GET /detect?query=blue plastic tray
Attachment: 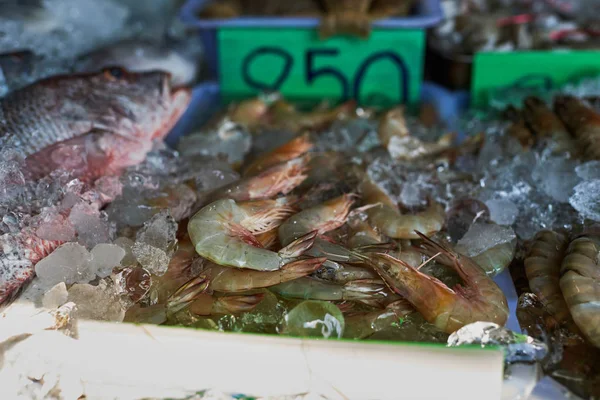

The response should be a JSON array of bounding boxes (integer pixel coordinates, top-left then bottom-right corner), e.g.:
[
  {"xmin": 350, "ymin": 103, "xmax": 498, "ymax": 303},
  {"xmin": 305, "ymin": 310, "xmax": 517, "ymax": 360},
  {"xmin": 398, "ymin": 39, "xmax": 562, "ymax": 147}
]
[
  {"xmin": 165, "ymin": 81, "xmax": 221, "ymax": 147},
  {"xmin": 180, "ymin": 0, "xmax": 443, "ymax": 77}
]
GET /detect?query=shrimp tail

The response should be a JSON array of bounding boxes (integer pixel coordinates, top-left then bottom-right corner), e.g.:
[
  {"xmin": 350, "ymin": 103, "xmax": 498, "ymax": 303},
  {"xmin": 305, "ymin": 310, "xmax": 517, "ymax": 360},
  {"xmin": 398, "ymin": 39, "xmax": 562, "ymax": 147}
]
[
  {"xmin": 278, "ymin": 230, "xmax": 318, "ymax": 258},
  {"xmin": 281, "ymin": 257, "xmax": 327, "ymax": 280},
  {"xmin": 167, "ymin": 275, "xmax": 210, "ymax": 315}
]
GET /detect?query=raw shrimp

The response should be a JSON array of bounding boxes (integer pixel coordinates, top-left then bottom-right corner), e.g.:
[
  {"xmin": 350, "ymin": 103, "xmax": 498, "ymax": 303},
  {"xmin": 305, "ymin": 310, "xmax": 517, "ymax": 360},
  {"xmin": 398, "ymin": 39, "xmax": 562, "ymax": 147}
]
[
  {"xmin": 199, "ymin": 257, "xmax": 326, "ymax": 293},
  {"xmin": 126, "ymin": 281, "xmax": 263, "ymax": 324},
  {"xmin": 208, "ymin": 156, "xmax": 309, "ymax": 203},
  {"xmin": 344, "ymin": 299, "xmax": 415, "ymax": 339},
  {"xmin": 504, "ymin": 105, "xmax": 534, "ymax": 148},
  {"xmin": 270, "ymin": 276, "xmax": 386, "ymax": 301},
  {"xmin": 278, "ymin": 194, "xmax": 381, "ymax": 263},
  {"xmin": 188, "ymin": 198, "xmax": 315, "ymax": 271},
  {"xmin": 560, "ymin": 232, "xmax": 600, "ymax": 348},
  {"xmin": 360, "ymin": 179, "xmax": 444, "ymax": 239},
  {"xmin": 268, "ymin": 98, "xmax": 355, "ymax": 131},
  {"xmin": 522, "ymin": 97, "xmax": 579, "ymax": 155},
  {"xmin": 378, "ymin": 106, "xmax": 409, "ymax": 147},
  {"xmin": 347, "ymin": 216, "xmax": 386, "ymax": 248},
  {"xmin": 365, "ymin": 232, "xmax": 509, "ymax": 333},
  {"xmin": 524, "ymin": 230, "xmax": 577, "ymax": 330},
  {"xmin": 386, "ymin": 133, "xmax": 456, "ymax": 162},
  {"xmin": 255, "ymin": 228, "xmax": 280, "ymax": 250},
  {"xmin": 228, "ymin": 96, "xmax": 273, "ymax": 128},
  {"xmin": 279, "ymin": 194, "xmax": 355, "ymax": 247},
  {"xmin": 554, "ymin": 96, "xmax": 600, "ymax": 160},
  {"xmin": 243, "ymin": 132, "xmax": 313, "ymax": 176}
]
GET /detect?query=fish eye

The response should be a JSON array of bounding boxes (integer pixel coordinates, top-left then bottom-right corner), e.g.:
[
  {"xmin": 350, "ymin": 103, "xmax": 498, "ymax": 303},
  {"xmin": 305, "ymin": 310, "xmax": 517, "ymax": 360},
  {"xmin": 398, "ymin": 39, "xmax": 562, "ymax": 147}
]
[{"xmin": 104, "ymin": 67, "xmax": 126, "ymax": 80}]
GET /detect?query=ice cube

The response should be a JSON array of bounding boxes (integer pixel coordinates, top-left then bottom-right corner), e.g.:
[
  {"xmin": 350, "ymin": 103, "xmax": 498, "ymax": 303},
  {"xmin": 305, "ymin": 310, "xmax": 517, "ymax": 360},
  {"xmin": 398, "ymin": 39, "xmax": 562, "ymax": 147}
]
[
  {"xmin": 35, "ymin": 209, "xmax": 76, "ymax": 242},
  {"xmin": 280, "ymin": 300, "xmax": 345, "ymax": 339},
  {"xmin": 69, "ymin": 202, "xmax": 110, "ymax": 248},
  {"xmin": 132, "ymin": 242, "xmax": 170, "ymax": 276},
  {"xmin": 20, "ymin": 277, "xmax": 55, "ymax": 306},
  {"xmin": 456, "ymin": 222, "xmax": 516, "ymax": 257},
  {"xmin": 113, "ymin": 266, "xmax": 151, "ymax": 304},
  {"xmin": 485, "ymin": 199, "xmax": 519, "ymax": 226},
  {"xmin": 445, "ymin": 199, "xmax": 490, "ymax": 242},
  {"xmin": 575, "ymin": 161, "xmax": 600, "ymax": 180},
  {"xmin": 178, "ymin": 120, "xmax": 252, "ymax": 166},
  {"xmin": 106, "ymin": 196, "xmax": 154, "ymax": 228},
  {"xmin": 34, "ymin": 243, "xmax": 93, "ymax": 286},
  {"xmin": 315, "ymin": 119, "xmax": 379, "ymax": 153},
  {"xmin": 534, "ymin": 157, "xmax": 580, "ymax": 203},
  {"xmin": 569, "ymin": 180, "xmax": 600, "ymax": 221},
  {"xmin": 68, "ymin": 280, "xmax": 126, "ymax": 322},
  {"xmin": 448, "ymin": 322, "xmax": 547, "ymax": 364},
  {"xmin": 90, "ymin": 243, "xmax": 126, "ymax": 278},
  {"xmin": 114, "ymin": 236, "xmax": 137, "ymax": 266},
  {"xmin": 190, "ymin": 158, "xmax": 240, "ymax": 195},
  {"xmin": 135, "ymin": 211, "xmax": 177, "ymax": 252},
  {"xmin": 93, "ymin": 175, "xmax": 123, "ymax": 203},
  {"xmin": 399, "ymin": 181, "xmax": 428, "ymax": 209},
  {"xmin": 42, "ymin": 282, "xmax": 68, "ymax": 309}
]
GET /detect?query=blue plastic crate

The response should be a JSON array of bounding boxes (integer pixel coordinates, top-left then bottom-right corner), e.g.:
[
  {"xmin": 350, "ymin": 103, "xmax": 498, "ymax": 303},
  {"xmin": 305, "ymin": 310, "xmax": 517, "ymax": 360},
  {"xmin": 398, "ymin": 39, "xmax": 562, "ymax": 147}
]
[{"xmin": 180, "ymin": 0, "xmax": 443, "ymax": 78}]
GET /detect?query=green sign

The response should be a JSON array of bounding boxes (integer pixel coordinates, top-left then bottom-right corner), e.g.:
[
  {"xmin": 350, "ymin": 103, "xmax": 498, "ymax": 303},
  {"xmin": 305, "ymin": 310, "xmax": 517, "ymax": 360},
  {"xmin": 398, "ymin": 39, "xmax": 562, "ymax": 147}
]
[
  {"xmin": 218, "ymin": 28, "xmax": 425, "ymax": 107},
  {"xmin": 472, "ymin": 51, "xmax": 600, "ymax": 107}
]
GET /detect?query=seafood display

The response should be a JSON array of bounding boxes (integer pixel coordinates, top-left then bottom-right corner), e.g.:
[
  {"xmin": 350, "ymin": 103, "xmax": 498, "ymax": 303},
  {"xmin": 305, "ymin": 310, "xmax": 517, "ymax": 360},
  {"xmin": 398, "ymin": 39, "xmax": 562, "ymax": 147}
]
[{"xmin": 3, "ymin": 1, "xmax": 600, "ymax": 398}]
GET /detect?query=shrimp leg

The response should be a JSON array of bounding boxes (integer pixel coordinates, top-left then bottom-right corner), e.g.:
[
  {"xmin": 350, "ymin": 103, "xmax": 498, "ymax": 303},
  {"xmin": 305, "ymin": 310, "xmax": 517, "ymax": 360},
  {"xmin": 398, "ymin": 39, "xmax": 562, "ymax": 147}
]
[{"xmin": 270, "ymin": 277, "xmax": 386, "ymax": 301}]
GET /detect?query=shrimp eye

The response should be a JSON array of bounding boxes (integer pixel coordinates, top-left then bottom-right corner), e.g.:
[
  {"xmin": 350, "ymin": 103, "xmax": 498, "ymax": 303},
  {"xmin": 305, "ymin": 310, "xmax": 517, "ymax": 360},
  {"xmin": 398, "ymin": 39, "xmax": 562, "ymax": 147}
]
[{"xmin": 104, "ymin": 67, "xmax": 126, "ymax": 80}]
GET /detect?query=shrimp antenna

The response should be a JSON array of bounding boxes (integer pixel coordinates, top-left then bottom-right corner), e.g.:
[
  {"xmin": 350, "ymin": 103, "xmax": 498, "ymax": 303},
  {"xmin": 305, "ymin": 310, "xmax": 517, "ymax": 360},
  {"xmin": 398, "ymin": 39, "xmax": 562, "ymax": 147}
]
[{"xmin": 416, "ymin": 252, "xmax": 442, "ymax": 271}]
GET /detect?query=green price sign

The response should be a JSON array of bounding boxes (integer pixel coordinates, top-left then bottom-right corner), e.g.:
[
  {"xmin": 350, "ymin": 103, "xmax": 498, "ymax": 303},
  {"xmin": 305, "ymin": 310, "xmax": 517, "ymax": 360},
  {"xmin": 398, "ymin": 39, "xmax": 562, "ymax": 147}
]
[
  {"xmin": 472, "ymin": 50, "xmax": 600, "ymax": 107},
  {"xmin": 218, "ymin": 28, "xmax": 425, "ymax": 107}
]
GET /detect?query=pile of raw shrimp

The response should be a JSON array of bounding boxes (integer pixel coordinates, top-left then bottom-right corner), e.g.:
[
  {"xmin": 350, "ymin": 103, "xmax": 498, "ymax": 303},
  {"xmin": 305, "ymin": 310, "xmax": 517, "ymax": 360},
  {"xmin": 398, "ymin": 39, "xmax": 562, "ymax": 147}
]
[{"xmin": 20, "ymin": 92, "xmax": 600, "ymax": 365}]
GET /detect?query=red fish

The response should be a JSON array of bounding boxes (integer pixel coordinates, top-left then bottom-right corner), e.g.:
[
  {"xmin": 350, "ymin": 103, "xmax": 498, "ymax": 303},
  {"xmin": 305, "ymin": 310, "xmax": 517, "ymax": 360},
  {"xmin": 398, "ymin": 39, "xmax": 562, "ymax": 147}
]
[{"xmin": 0, "ymin": 68, "xmax": 191, "ymax": 305}]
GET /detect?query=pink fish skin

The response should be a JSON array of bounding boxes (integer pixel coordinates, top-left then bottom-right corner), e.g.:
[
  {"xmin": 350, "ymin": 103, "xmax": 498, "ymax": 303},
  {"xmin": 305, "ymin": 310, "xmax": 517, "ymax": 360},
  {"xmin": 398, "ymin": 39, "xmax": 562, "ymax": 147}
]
[{"xmin": 0, "ymin": 67, "xmax": 191, "ymax": 180}]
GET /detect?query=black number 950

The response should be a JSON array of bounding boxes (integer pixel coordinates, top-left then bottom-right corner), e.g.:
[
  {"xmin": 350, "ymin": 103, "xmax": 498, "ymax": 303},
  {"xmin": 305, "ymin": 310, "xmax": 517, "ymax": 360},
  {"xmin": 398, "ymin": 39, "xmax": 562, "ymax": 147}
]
[{"xmin": 241, "ymin": 46, "xmax": 410, "ymax": 104}]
